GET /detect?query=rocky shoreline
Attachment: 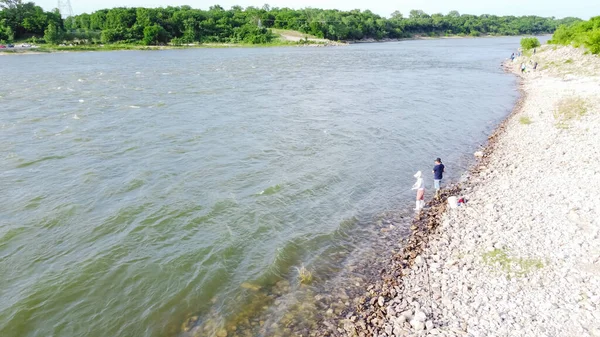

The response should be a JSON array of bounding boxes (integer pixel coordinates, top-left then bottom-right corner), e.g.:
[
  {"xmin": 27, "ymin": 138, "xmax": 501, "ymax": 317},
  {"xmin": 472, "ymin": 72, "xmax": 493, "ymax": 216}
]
[{"xmin": 320, "ymin": 45, "xmax": 600, "ymax": 337}]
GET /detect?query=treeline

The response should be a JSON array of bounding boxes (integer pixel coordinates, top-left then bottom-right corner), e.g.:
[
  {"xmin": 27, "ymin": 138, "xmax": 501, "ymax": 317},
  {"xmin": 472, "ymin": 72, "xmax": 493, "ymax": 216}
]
[
  {"xmin": 550, "ymin": 16, "xmax": 600, "ymax": 54},
  {"xmin": 1, "ymin": 0, "xmax": 582, "ymax": 45},
  {"xmin": 0, "ymin": 0, "xmax": 62, "ymax": 43}
]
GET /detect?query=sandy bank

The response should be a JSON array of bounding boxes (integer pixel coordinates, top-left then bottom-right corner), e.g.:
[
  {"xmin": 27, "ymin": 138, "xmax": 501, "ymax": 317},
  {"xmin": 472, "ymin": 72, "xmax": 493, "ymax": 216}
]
[
  {"xmin": 347, "ymin": 34, "xmax": 545, "ymax": 44},
  {"xmin": 330, "ymin": 45, "xmax": 600, "ymax": 336}
]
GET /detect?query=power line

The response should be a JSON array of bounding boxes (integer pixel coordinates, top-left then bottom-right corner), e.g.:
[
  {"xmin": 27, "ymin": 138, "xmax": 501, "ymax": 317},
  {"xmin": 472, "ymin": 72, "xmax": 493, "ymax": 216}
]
[{"xmin": 57, "ymin": 0, "xmax": 74, "ymax": 18}]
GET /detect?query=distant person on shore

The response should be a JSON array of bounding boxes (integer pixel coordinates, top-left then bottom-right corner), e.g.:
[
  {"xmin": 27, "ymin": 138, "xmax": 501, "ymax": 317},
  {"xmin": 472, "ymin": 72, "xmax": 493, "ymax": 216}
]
[
  {"xmin": 511, "ymin": 52, "xmax": 515, "ymax": 61},
  {"xmin": 533, "ymin": 62, "xmax": 538, "ymax": 70},
  {"xmin": 433, "ymin": 158, "xmax": 445, "ymax": 196},
  {"xmin": 412, "ymin": 171, "xmax": 425, "ymax": 211},
  {"xmin": 521, "ymin": 63, "xmax": 526, "ymax": 73},
  {"xmin": 534, "ymin": 48, "xmax": 536, "ymax": 55}
]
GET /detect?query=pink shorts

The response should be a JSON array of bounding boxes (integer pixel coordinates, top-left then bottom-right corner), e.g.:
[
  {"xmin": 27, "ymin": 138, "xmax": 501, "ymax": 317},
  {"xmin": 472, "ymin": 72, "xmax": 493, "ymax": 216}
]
[{"xmin": 416, "ymin": 189, "xmax": 425, "ymax": 200}]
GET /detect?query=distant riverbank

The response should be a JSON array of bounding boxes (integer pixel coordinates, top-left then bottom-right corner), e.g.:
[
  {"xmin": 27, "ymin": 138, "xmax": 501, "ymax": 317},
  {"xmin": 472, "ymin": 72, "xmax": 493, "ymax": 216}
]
[
  {"xmin": 0, "ymin": 41, "xmax": 348, "ymax": 55},
  {"xmin": 0, "ymin": 42, "xmax": 337, "ymax": 55},
  {"xmin": 348, "ymin": 33, "xmax": 544, "ymax": 44},
  {"xmin": 1, "ymin": 34, "xmax": 551, "ymax": 55}
]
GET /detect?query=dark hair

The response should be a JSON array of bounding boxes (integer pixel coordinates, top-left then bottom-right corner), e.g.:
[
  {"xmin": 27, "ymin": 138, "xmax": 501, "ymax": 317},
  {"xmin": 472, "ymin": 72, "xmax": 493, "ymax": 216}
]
[{"xmin": 435, "ymin": 158, "xmax": 442, "ymax": 163}]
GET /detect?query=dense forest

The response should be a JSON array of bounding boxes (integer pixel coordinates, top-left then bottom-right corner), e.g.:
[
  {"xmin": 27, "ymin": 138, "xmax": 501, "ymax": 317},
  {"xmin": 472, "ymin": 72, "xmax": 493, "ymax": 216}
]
[
  {"xmin": 0, "ymin": 0, "xmax": 582, "ymax": 45},
  {"xmin": 550, "ymin": 16, "xmax": 600, "ymax": 54}
]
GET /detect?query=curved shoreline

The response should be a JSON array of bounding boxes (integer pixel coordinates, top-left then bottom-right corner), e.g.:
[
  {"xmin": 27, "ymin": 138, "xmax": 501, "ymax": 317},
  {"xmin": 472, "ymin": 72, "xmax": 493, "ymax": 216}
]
[
  {"xmin": 321, "ymin": 45, "xmax": 600, "ymax": 337},
  {"xmin": 326, "ymin": 78, "xmax": 527, "ymax": 336},
  {"xmin": 311, "ymin": 67, "xmax": 526, "ymax": 337}
]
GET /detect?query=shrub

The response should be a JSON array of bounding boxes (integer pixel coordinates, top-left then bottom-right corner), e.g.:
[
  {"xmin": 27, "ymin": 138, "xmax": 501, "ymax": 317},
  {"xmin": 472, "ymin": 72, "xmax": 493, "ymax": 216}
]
[
  {"xmin": 142, "ymin": 25, "xmax": 169, "ymax": 45},
  {"xmin": 554, "ymin": 97, "xmax": 588, "ymax": 128},
  {"xmin": 549, "ymin": 25, "xmax": 573, "ymax": 45},
  {"xmin": 585, "ymin": 30, "xmax": 600, "ymax": 54},
  {"xmin": 44, "ymin": 23, "xmax": 64, "ymax": 44},
  {"xmin": 549, "ymin": 16, "xmax": 600, "ymax": 54},
  {"xmin": 101, "ymin": 29, "xmax": 125, "ymax": 43},
  {"xmin": 170, "ymin": 37, "xmax": 184, "ymax": 46},
  {"xmin": 521, "ymin": 37, "xmax": 541, "ymax": 50},
  {"xmin": 519, "ymin": 116, "xmax": 532, "ymax": 125}
]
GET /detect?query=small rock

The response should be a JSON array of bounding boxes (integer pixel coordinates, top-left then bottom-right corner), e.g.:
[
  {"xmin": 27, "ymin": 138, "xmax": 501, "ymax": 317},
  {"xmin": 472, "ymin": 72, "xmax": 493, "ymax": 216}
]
[
  {"xmin": 444, "ymin": 259, "xmax": 457, "ymax": 267},
  {"xmin": 394, "ymin": 315, "xmax": 407, "ymax": 324},
  {"xmin": 414, "ymin": 311, "xmax": 427, "ymax": 322},
  {"xmin": 216, "ymin": 329, "xmax": 228, "ymax": 337},
  {"xmin": 400, "ymin": 310, "xmax": 413, "ymax": 320},
  {"xmin": 410, "ymin": 319, "xmax": 425, "ymax": 331},
  {"xmin": 426, "ymin": 320, "xmax": 434, "ymax": 330},
  {"xmin": 474, "ymin": 151, "xmax": 484, "ymax": 157},
  {"xmin": 343, "ymin": 321, "xmax": 356, "ymax": 333},
  {"xmin": 384, "ymin": 324, "xmax": 393, "ymax": 335},
  {"xmin": 378, "ymin": 296, "xmax": 385, "ymax": 307},
  {"xmin": 415, "ymin": 256, "xmax": 424, "ymax": 266},
  {"xmin": 240, "ymin": 283, "xmax": 261, "ymax": 291}
]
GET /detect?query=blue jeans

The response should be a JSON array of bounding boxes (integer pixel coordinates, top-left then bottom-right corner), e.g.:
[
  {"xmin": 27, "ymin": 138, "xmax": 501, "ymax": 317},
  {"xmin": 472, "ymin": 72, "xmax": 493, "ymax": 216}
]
[{"xmin": 434, "ymin": 179, "xmax": 442, "ymax": 190}]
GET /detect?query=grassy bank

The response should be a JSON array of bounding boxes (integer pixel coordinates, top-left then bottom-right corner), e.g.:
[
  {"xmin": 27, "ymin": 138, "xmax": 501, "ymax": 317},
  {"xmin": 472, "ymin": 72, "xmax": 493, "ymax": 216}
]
[
  {"xmin": 0, "ymin": 33, "xmax": 548, "ymax": 55},
  {"xmin": 1, "ymin": 40, "xmax": 336, "ymax": 54}
]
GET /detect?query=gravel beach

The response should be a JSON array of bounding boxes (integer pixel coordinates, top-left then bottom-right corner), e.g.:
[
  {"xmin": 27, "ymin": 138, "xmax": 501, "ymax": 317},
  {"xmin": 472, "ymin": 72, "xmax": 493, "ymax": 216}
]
[{"xmin": 333, "ymin": 45, "xmax": 600, "ymax": 337}]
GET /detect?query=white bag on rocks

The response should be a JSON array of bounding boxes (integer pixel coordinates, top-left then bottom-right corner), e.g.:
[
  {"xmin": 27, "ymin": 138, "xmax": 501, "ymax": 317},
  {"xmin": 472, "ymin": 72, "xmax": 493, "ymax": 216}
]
[{"xmin": 448, "ymin": 196, "xmax": 458, "ymax": 209}]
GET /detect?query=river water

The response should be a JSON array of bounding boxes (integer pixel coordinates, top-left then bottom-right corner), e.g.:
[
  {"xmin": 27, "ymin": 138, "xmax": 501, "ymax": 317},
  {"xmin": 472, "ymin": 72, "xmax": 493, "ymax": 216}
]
[{"xmin": 1, "ymin": 37, "xmax": 521, "ymax": 337}]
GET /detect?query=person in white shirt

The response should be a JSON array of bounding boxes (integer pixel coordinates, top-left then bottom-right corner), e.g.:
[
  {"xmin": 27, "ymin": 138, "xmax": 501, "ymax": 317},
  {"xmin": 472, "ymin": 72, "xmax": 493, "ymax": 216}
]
[{"xmin": 412, "ymin": 171, "xmax": 425, "ymax": 211}]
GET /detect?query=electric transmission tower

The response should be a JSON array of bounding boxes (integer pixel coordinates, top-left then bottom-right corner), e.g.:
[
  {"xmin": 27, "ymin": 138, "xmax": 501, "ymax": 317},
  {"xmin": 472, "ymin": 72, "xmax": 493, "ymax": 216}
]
[{"xmin": 57, "ymin": 0, "xmax": 73, "ymax": 18}]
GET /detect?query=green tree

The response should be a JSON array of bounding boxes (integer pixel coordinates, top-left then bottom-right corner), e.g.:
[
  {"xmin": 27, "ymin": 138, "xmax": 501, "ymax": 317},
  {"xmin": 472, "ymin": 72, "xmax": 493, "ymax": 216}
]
[
  {"xmin": 549, "ymin": 16, "xmax": 600, "ymax": 54},
  {"xmin": 1, "ymin": 2, "xmax": 583, "ymax": 46},
  {"xmin": 5, "ymin": 24, "xmax": 13, "ymax": 41},
  {"xmin": 44, "ymin": 21, "xmax": 63, "ymax": 44},
  {"xmin": 0, "ymin": 18, "xmax": 13, "ymax": 41},
  {"xmin": 0, "ymin": 0, "xmax": 22, "ymax": 9},
  {"xmin": 100, "ymin": 28, "xmax": 123, "ymax": 43},
  {"xmin": 21, "ymin": 5, "xmax": 51, "ymax": 35},
  {"xmin": 586, "ymin": 30, "xmax": 600, "ymax": 54},
  {"xmin": 390, "ymin": 10, "xmax": 403, "ymax": 19},
  {"xmin": 448, "ymin": 10, "xmax": 460, "ymax": 18},
  {"xmin": 142, "ymin": 24, "xmax": 168, "ymax": 45},
  {"xmin": 520, "ymin": 37, "xmax": 540, "ymax": 50}
]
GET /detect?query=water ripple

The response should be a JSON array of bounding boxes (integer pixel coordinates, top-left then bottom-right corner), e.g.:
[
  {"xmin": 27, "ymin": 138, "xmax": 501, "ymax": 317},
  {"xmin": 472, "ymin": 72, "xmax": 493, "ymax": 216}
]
[{"xmin": 0, "ymin": 38, "xmax": 521, "ymax": 337}]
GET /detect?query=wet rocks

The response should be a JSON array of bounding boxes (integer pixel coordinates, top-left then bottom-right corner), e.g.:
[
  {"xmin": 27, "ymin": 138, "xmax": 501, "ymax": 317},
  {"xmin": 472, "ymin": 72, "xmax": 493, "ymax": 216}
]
[{"xmin": 414, "ymin": 255, "xmax": 423, "ymax": 267}]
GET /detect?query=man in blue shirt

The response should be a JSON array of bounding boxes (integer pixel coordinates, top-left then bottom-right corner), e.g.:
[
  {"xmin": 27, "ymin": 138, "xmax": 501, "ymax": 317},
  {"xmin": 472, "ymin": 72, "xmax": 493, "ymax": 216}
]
[{"xmin": 433, "ymin": 158, "xmax": 445, "ymax": 195}]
